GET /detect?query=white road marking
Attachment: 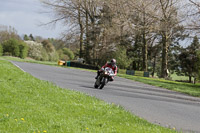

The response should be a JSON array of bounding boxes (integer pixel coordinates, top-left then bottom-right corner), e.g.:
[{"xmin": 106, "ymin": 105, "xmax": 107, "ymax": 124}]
[{"xmin": 12, "ymin": 62, "xmax": 26, "ymax": 72}]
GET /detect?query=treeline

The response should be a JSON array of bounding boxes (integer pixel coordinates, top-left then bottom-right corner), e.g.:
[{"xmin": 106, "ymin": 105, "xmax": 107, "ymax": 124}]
[
  {"xmin": 0, "ymin": 25, "xmax": 75, "ymax": 62},
  {"xmin": 40, "ymin": 0, "xmax": 200, "ymax": 82}
]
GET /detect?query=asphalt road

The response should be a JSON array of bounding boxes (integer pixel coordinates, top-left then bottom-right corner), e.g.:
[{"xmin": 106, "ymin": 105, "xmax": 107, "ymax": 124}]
[{"xmin": 12, "ymin": 61, "xmax": 200, "ymax": 133}]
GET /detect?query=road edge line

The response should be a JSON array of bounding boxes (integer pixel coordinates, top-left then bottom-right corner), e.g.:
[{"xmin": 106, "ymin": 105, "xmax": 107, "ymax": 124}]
[{"xmin": 11, "ymin": 62, "xmax": 26, "ymax": 73}]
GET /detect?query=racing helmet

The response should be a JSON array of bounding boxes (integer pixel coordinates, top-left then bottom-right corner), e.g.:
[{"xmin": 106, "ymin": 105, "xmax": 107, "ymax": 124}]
[{"xmin": 110, "ymin": 59, "xmax": 116, "ymax": 66}]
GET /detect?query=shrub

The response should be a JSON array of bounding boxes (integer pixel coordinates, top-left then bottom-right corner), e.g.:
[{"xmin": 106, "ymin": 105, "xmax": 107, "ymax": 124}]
[
  {"xmin": 57, "ymin": 48, "xmax": 75, "ymax": 61},
  {"xmin": 62, "ymin": 48, "xmax": 74, "ymax": 60},
  {"xmin": 19, "ymin": 41, "xmax": 29, "ymax": 59},
  {"xmin": 25, "ymin": 40, "xmax": 59, "ymax": 61},
  {"xmin": 41, "ymin": 48, "xmax": 49, "ymax": 61},
  {"xmin": 48, "ymin": 51, "xmax": 59, "ymax": 61},
  {"xmin": 2, "ymin": 39, "xmax": 20, "ymax": 57},
  {"xmin": 42, "ymin": 40, "xmax": 59, "ymax": 61},
  {"xmin": 57, "ymin": 49, "xmax": 69, "ymax": 61},
  {"xmin": 1, "ymin": 39, "xmax": 29, "ymax": 58},
  {"xmin": 42, "ymin": 40, "xmax": 54, "ymax": 52},
  {"xmin": 25, "ymin": 41, "xmax": 44, "ymax": 60}
]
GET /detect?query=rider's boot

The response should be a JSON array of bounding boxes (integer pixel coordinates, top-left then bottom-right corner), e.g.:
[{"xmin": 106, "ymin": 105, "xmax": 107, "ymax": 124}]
[
  {"xmin": 109, "ymin": 76, "xmax": 114, "ymax": 81},
  {"xmin": 95, "ymin": 71, "xmax": 100, "ymax": 79}
]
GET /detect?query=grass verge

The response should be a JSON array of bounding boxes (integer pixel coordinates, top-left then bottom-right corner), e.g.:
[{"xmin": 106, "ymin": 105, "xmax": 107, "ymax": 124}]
[
  {"xmin": 0, "ymin": 56, "xmax": 57, "ymax": 66},
  {"xmin": 117, "ymin": 74, "xmax": 200, "ymax": 97},
  {"xmin": 0, "ymin": 59, "xmax": 177, "ymax": 133}
]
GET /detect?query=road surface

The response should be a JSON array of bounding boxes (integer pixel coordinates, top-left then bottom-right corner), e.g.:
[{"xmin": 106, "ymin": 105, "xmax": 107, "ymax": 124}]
[{"xmin": 12, "ymin": 61, "xmax": 200, "ymax": 133}]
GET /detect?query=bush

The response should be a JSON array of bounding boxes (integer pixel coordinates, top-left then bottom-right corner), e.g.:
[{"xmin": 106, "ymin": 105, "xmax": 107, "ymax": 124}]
[
  {"xmin": 41, "ymin": 48, "xmax": 49, "ymax": 61},
  {"xmin": 1, "ymin": 39, "xmax": 29, "ymax": 58},
  {"xmin": 19, "ymin": 41, "xmax": 29, "ymax": 59},
  {"xmin": 42, "ymin": 40, "xmax": 54, "ymax": 52},
  {"xmin": 25, "ymin": 40, "xmax": 59, "ymax": 61},
  {"xmin": 25, "ymin": 41, "xmax": 45, "ymax": 60},
  {"xmin": 57, "ymin": 49, "xmax": 69, "ymax": 61},
  {"xmin": 63, "ymin": 48, "xmax": 74, "ymax": 60},
  {"xmin": 0, "ymin": 44, "xmax": 2, "ymax": 56},
  {"xmin": 57, "ymin": 48, "xmax": 74, "ymax": 61},
  {"xmin": 2, "ymin": 39, "xmax": 20, "ymax": 57},
  {"xmin": 48, "ymin": 51, "xmax": 59, "ymax": 61}
]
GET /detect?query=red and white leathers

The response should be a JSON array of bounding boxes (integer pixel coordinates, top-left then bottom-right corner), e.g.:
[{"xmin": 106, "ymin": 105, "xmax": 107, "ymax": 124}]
[
  {"xmin": 101, "ymin": 63, "xmax": 117, "ymax": 76},
  {"xmin": 96, "ymin": 62, "xmax": 118, "ymax": 81}
]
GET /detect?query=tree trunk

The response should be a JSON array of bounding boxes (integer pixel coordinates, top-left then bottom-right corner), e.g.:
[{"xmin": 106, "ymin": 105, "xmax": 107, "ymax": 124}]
[
  {"xmin": 142, "ymin": 32, "xmax": 148, "ymax": 72},
  {"xmin": 91, "ymin": 7, "xmax": 97, "ymax": 65},
  {"xmin": 189, "ymin": 76, "xmax": 192, "ymax": 83},
  {"xmin": 85, "ymin": 9, "xmax": 90, "ymax": 64},
  {"xmin": 152, "ymin": 55, "xmax": 156, "ymax": 77},
  {"xmin": 92, "ymin": 21, "xmax": 96, "ymax": 65},
  {"xmin": 193, "ymin": 77, "xmax": 196, "ymax": 84},
  {"xmin": 78, "ymin": 5, "xmax": 83, "ymax": 58},
  {"xmin": 161, "ymin": 34, "xmax": 169, "ymax": 78},
  {"xmin": 138, "ymin": 53, "xmax": 142, "ymax": 70},
  {"xmin": 142, "ymin": 9, "xmax": 148, "ymax": 72},
  {"xmin": 79, "ymin": 24, "xmax": 83, "ymax": 58}
]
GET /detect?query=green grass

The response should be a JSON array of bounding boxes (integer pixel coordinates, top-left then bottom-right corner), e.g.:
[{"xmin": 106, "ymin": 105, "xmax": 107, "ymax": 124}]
[
  {"xmin": 116, "ymin": 68, "xmax": 200, "ymax": 97},
  {"xmin": 170, "ymin": 73, "xmax": 190, "ymax": 81},
  {"xmin": 118, "ymin": 74, "xmax": 200, "ymax": 97},
  {"xmin": 1, "ymin": 56, "xmax": 58, "ymax": 66},
  {"xmin": 0, "ymin": 59, "xmax": 177, "ymax": 133}
]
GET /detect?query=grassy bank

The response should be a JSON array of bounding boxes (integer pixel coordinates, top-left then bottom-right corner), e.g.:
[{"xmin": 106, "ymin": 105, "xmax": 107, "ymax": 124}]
[
  {"xmin": 0, "ymin": 56, "xmax": 58, "ymax": 66},
  {"xmin": 0, "ymin": 59, "xmax": 177, "ymax": 133},
  {"xmin": 118, "ymin": 74, "xmax": 200, "ymax": 97}
]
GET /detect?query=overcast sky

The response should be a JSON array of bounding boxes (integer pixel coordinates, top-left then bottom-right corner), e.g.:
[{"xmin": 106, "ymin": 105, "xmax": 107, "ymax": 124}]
[{"xmin": 0, "ymin": 0, "xmax": 64, "ymax": 39}]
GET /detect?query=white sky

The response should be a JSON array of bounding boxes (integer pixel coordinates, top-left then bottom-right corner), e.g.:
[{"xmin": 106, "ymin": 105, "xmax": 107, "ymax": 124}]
[{"xmin": 0, "ymin": 0, "xmax": 65, "ymax": 39}]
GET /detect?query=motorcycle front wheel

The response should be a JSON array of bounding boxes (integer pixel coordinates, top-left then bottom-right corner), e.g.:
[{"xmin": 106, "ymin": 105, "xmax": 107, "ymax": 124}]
[
  {"xmin": 94, "ymin": 84, "xmax": 99, "ymax": 88},
  {"xmin": 99, "ymin": 77, "xmax": 107, "ymax": 89}
]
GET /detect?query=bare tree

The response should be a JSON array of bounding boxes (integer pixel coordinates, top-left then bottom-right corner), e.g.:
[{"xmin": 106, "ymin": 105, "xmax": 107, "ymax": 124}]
[
  {"xmin": 40, "ymin": 0, "xmax": 85, "ymax": 58},
  {"xmin": 0, "ymin": 25, "xmax": 21, "ymax": 43},
  {"xmin": 118, "ymin": 0, "xmax": 157, "ymax": 71},
  {"xmin": 153, "ymin": 0, "xmax": 183, "ymax": 78},
  {"xmin": 187, "ymin": 0, "xmax": 200, "ymax": 34}
]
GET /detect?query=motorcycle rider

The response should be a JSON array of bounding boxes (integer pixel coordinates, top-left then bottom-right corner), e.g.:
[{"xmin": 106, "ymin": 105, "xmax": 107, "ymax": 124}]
[{"xmin": 95, "ymin": 59, "xmax": 118, "ymax": 81}]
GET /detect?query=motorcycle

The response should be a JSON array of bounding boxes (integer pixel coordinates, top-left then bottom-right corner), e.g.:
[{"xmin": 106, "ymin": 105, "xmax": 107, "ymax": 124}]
[{"xmin": 94, "ymin": 67, "xmax": 114, "ymax": 89}]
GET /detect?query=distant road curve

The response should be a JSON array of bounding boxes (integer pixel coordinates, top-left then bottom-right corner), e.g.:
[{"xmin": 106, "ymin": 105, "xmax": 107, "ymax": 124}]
[{"xmin": 12, "ymin": 61, "xmax": 200, "ymax": 133}]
